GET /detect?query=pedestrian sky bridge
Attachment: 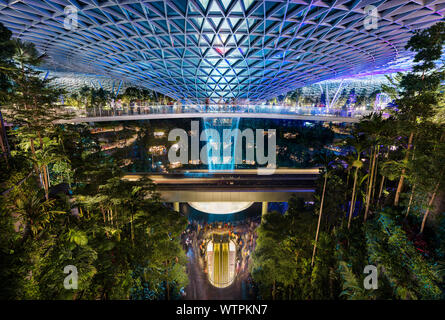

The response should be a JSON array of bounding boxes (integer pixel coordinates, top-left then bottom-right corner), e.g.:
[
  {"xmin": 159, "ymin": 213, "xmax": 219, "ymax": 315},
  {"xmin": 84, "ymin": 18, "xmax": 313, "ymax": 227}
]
[
  {"xmin": 61, "ymin": 105, "xmax": 372, "ymax": 123},
  {"xmin": 123, "ymin": 169, "xmax": 319, "ymax": 203}
]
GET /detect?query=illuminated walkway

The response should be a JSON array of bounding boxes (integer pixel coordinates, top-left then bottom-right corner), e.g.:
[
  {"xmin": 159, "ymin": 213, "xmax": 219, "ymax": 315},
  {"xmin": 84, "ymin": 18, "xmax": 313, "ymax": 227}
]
[{"xmin": 61, "ymin": 105, "xmax": 371, "ymax": 123}]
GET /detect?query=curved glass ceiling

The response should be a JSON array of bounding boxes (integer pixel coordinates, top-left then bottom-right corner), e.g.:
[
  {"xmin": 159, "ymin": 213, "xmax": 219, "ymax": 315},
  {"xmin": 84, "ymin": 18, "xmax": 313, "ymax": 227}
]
[{"xmin": 0, "ymin": 0, "xmax": 443, "ymax": 101}]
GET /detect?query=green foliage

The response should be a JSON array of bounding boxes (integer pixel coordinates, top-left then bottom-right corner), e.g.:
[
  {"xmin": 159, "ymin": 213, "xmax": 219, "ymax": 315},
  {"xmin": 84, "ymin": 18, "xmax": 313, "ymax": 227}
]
[
  {"xmin": 338, "ymin": 261, "xmax": 376, "ymax": 300},
  {"xmin": 0, "ymin": 120, "xmax": 188, "ymax": 300},
  {"xmin": 365, "ymin": 208, "xmax": 442, "ymax": 299},
  {"xmin": 251, "ymin": 196, "xmax": 340, "ymax": 300},
  {"xmin": 0, "ymin": 22, "xmax": 15, "ymax": 103}
]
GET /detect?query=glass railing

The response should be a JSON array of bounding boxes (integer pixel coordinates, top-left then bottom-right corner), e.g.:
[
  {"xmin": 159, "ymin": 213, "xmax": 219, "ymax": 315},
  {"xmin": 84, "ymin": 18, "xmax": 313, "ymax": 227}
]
[{"xmin": 64, "ymin": 104, "xmax": 373, "ymax": 119}]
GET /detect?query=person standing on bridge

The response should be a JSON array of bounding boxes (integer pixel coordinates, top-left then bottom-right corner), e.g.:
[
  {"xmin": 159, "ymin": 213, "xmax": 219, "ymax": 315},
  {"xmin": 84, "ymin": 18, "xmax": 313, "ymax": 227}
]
[{"xmin": 205, "ymin": 97, "xmax": 210, "ymax": 112}]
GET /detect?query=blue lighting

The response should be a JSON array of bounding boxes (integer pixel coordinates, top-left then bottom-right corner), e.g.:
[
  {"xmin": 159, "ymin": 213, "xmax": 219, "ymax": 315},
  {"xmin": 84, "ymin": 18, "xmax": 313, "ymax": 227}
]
[{"xmin": 202, "ymin": 117, "xmax": 241, "ymax": 172}]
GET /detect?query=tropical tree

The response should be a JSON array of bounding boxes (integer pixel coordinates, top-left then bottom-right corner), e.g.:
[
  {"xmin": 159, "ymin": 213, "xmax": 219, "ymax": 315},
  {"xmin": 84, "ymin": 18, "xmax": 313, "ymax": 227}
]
[
  {"xmin": 0, "ymin": 22, "xmax": 15, "ymax": 165},
  {"xmin": 2, "ymin": 39, "xmax": 71, "ymax": 197},
  {"xmin": 7, "ymin": 187, "xmax": 64, "ymax": 241},
  {"xmin": 311, "ymin": 150, "xmax": 337, "ymax": 266},
  {"xmin": 91, "ymin": 88, "xmax": 111, "ymax": 110},
  {"xmin": 357, "ymin": 112, "xmax": 387, "ymax": 221},
  {"xmin": 343, "ymin": 134, "xmax": 367, "ymax": 229},
  {"xmin": 392, "ymin": 22, "xmax": 445, "ymax": 206}
]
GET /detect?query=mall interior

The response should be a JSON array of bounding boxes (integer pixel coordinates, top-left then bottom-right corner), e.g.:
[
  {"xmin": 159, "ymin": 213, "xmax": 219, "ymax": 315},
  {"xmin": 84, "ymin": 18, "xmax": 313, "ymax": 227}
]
[{"xmin": 0, "ymin": 0, "xmax": 444, "ymax": 301}]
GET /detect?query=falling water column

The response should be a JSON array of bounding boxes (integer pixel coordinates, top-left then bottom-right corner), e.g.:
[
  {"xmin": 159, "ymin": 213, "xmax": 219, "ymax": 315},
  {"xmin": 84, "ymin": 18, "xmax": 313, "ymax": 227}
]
[{"xmin": 202, "ymin": 117, "xmax": 241, "ymax": 172}]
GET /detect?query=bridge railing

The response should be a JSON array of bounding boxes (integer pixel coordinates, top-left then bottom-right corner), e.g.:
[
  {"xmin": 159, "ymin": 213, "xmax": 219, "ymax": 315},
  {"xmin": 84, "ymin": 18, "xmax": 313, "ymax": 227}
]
[{"xmin": 64, "ymin": 104, "xmax": 373, "ymax": 119}]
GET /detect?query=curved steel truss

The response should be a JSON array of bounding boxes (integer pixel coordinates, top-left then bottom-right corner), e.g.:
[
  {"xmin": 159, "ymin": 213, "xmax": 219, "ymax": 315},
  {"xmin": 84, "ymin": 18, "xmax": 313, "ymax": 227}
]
[{"xmin": 0, "ymin": 0, "xmax": 443, "ymax": 101}]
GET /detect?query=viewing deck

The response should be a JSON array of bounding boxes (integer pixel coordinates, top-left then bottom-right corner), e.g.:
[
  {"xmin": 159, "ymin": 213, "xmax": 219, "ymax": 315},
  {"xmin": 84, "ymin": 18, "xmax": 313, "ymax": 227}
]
[{"xmin": 60, "ymin": 105, "xmax": 372, "ymax": 123}]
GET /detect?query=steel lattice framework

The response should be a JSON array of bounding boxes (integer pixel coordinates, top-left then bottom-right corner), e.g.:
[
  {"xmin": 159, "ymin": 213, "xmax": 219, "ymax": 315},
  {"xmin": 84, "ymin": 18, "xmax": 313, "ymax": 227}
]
[{"xmin": 0, "ymin": 0, "xmax": 444, "ymax": 101}]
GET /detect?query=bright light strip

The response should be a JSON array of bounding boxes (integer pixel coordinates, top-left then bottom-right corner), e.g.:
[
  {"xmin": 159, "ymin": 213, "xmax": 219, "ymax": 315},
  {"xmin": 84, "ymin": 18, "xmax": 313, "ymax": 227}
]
[{"xmin": 188, "ymin": 202, "xmax": 253, "ymax": 214}]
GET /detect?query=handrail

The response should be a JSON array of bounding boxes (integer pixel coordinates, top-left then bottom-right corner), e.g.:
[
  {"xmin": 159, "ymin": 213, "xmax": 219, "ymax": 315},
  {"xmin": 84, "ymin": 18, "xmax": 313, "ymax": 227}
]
[{"xmin": 63, "ymin": 104, "xmax": 372, "ymax": 119}]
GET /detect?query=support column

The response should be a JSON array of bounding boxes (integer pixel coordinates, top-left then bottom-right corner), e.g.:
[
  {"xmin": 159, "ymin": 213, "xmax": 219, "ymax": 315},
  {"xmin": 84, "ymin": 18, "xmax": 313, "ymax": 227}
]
[
  {"xmin": 262, "ymin": 202, "xmax": 268, "ymax": 217},
  {"xmin": 173, "ymin": 202, "xmax": 180, "ymax": 212}
]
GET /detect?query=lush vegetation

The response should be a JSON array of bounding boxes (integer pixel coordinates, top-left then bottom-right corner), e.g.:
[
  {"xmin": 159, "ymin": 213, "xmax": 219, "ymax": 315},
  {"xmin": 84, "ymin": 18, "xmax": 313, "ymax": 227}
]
[
  {"xmin": 66, "ymin": 85, "xmax": 173, "ymax": 110},
  {"xmin": 0, "ymin": 23, "xmax": 188, "ymax": 300},
  {"xmin": 250, "ymin": 22, "xmax": 445, "ymax": 300}
]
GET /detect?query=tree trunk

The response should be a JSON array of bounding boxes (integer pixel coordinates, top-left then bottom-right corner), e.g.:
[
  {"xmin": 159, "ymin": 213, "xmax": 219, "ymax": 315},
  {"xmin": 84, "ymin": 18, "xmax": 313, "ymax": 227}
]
[
  {"xmin": 405, "ymin": 184, "xmax": 416, "ymax": 218},
  {"xmin": 0, "ymin": 106, "xmax": 11, "ymax": 164},
  {"xmin": 377, "ymin": 150, "xmax": 389, "ymax": 201},
  {"xmin": 394, "ymin": 131, "xmax": 414, "ymax": 206},
  {"xmin": 378, "ymin": 175, "xmax": 385, "ymax": 200},
  {"xmin": 0, "ymin": 113, "xmax": 9, "ymax": 166},
  {"xmin": 371, "ymin": 145, "xmax": 380, "ymax": 203},
  {"xmin": 100, "ymin": 206, "xmax": 106, "ymax": 223},
  {"xmin": 364, "ymin": 147, "xmax": 374, "ymax": 199},
  {"xmin": 42, "ymin": 164, "xmax": 49, "ymax": 200},
  {"xmin": 364, "ymin": 146, "xmax": 377, "ymax": 222},
  {"xmin": 312, "ymin": 172, "xmax": 327, "ymax": 266},
  {"xmin": 100, "ymin": 206, "xmax": 109, "ymax": 237},
  {"xmin": 37, "ymin": 131, "xmax": 50, "ymax": 200},
  {"xmin": 420, "ymin": 181, "xmax": 440, "ymax": 234},
  {"xmin": 348, "ymin": 168, "xmax": 358, "ymax": 229},
  {"xmin": 29, "ymin": 138, "xmax": 42, "ymax": 186},
  {"xmin": 131, "ymin": 211, "xmax": 135, "ymax": 246}
]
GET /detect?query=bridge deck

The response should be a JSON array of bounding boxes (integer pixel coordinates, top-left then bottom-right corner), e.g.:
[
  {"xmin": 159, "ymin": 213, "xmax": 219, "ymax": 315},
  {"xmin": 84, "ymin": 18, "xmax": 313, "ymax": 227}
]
[
  {"xmin": 58, "ymin": 105, "xmax": 370, "ymax": 123},
  {"xmin": 123, "ymin": 169, "xmax": 318, "ymax": 202}
]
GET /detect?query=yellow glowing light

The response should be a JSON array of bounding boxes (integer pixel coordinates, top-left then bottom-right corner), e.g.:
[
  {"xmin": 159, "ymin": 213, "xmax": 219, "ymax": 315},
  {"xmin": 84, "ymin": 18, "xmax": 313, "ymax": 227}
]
[{"xmin": 188, "ymin": 202, "xmax": 253, "ymax": 214}]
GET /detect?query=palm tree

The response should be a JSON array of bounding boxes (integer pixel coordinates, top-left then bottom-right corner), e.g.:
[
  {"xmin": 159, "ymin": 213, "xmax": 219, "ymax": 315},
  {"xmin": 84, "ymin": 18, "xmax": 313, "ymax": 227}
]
[
  {"xmin": 345, "ymin": 134, "xmax": 367, "ymax": 229},
  {"xmin": 404, "ymin": 145, "xmax": 418, "ymax": 218},
  {"xmin": 392, "ymin": 23, "xmax": 445, "ymax": 206},
  {"xmin": 9, "ymin": 188, "xmax": 64, "ymax": 241},
  {"xmin": 17, "ymin": 135, "xmax": 66, "ymax": 200},
  {"xmin": 311, "ymin": 150, "xmax": 336, "ymax": 267},
  {"xmin": 12, "ymin": 39, "xmax": 45, "ymax": 68},
  {"xmin": 394, "ymin": 129, "xmax": 414, "ymax": 207},
  {"xmin": 358, "ymin": 112, "xmax": 385, "ymax": 221},
  {"xmin": 418, "ymin": 129, "xmax": 445, "ymax": 233},
  {"xmin": 6, "ymin": 39, "xmax": 67, "ymax": 198}
]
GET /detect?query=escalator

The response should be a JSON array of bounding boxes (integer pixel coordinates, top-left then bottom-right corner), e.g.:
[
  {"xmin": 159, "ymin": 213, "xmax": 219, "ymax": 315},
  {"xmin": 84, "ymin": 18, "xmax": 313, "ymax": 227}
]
[{"xmin": 207, "ymin": 232, "xmax": 235, "ymax": 288}]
